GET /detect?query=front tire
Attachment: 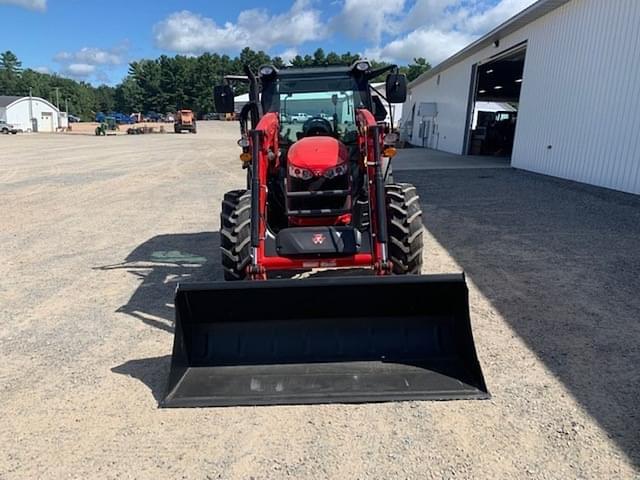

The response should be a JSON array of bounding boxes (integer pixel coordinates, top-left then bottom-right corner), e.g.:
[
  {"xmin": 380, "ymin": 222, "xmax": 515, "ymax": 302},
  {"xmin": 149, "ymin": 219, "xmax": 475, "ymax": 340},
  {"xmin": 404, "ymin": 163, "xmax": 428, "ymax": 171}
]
[
  {"xmin": 385, "ymin": 183, "xmax": 423, "ymax": 274},
  {"xmin": 220, "ymin": 190, "xmax": 252, "ymax": 280}
]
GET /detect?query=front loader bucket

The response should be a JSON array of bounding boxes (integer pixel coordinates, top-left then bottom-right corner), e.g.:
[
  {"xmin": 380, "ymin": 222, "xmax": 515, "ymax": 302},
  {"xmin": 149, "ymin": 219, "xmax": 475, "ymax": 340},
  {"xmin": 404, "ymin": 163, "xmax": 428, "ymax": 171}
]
[{"xmin": 162, "ymin": 274, "xmax": 488, "ymax": 407}]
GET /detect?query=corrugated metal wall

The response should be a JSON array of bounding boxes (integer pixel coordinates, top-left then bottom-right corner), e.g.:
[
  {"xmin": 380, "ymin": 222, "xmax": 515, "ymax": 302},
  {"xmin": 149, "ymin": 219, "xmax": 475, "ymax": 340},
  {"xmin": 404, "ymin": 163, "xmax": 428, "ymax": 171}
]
[
  {"xmin": 405, "ymin": 20, "xmax": 531, "ymax": 154},
  {"xmin": 405, "ymin": 0, "xmax": 640, "ymax": 194},
  {"xmin": 406, "ymin": 61, "xmax": 475, "ymax": 154},
  {"xmin": 513, "ymin": 0, "xmax": 640, "ymax": 194}
]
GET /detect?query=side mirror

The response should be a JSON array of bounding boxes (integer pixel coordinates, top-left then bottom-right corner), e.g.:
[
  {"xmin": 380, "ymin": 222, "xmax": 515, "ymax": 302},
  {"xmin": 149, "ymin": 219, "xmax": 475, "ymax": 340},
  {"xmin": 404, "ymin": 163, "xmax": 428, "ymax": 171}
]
[
  {"xmin": 385, "ymin": 73, "xmax": 407, "ymax": 103},
  {"xmin": 214, "ymin": 85, "xmax": 235, "ymax": 114}
]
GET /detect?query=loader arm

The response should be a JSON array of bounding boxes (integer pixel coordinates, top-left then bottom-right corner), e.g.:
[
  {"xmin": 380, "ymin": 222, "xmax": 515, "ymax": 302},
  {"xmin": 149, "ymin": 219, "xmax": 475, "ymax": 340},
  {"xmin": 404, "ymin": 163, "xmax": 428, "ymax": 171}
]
[
  {"xmin": 247, "ymin": 112, "xmax": 280, "ymax": 280},
  {"xmin": 356, "ymin": 108, "xmax": 391, "ymax": 274}
]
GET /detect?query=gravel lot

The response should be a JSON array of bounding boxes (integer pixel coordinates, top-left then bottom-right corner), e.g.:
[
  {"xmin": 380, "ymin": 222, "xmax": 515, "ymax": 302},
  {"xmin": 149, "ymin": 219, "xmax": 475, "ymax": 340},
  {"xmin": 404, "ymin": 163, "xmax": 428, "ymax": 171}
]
[{"xmin": 1, "ymin": 122, "xmax": 639, "ymax": 479}]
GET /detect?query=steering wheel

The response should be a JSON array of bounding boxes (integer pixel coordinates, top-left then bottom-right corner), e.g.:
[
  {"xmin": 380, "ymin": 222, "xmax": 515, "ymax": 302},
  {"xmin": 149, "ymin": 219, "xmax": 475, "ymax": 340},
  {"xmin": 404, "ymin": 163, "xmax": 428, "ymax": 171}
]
[{"xmin": 302, "ymin": 116, "xmax": 334, "ymax": 137}]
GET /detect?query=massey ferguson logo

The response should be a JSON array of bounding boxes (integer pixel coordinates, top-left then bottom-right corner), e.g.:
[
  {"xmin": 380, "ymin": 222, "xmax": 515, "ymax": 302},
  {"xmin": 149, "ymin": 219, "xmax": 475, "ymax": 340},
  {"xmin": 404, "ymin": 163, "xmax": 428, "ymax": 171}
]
[{"xmin": 312, "ymin": 233, "xmax": 326, "ymax": 245}]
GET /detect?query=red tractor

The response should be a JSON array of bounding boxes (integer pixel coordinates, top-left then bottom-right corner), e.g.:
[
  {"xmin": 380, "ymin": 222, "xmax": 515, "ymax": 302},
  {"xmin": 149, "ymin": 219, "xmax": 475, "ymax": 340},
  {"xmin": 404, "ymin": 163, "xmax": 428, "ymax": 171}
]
[
  {"xmin": 218, "ymin": 62, "xmax": 421, "ymax": 280},
  {"xmin": 163, "ymin": 61, "xmax": 488, "ymax": 408}
]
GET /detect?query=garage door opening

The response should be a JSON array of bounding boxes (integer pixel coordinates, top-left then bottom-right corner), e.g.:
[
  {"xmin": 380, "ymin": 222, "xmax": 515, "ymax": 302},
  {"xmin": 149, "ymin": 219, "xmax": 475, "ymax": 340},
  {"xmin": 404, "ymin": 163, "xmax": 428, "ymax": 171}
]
[{"xmin": 466, "ymin": 45, "xmax": 526, "ymax": 159}]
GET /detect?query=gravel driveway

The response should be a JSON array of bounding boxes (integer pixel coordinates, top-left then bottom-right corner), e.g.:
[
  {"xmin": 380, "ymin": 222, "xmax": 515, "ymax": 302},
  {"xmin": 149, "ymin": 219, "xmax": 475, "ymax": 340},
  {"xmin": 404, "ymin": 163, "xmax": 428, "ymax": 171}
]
[{"xmin": 1, "ymin": 122, "xmax": 638, "ymax": 479}]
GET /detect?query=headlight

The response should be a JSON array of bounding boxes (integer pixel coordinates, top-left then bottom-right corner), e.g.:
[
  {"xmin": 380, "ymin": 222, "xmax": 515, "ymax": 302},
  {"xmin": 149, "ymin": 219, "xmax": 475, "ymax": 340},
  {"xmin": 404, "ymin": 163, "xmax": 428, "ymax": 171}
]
[
  {"xmin": 259, "ymin": 65, "xmax": 276, "ymax": 77},
  {"xmin": 324, "ymin": 163, "xmax": 348, "ymax": 179},
  {"xmin": 354, "ymin": 60, "xmax": 370, "ymax": 72},
  {"xmin": 288, "ymin": 165, "xmax": 313, "ymax": 180}
]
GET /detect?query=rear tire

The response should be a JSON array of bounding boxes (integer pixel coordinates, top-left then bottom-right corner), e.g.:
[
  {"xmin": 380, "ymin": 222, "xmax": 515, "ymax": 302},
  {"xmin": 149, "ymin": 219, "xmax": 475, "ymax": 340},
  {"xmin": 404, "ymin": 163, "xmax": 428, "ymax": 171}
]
[
  {"xmin": 220, "ymin": 190, "xmax": 252, "ymax": 281},
  {"xmin": 385, "ymin": 183, "xmax": 423, "ymax": 274}
]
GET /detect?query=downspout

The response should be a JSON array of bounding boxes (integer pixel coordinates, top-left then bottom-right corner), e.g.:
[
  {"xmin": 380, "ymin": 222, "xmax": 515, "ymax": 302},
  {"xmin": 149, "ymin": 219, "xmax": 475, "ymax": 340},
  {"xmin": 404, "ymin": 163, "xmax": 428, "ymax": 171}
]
[{"xmin": 29, "ymin": 88, "xmax": 34, "ymax": 132}]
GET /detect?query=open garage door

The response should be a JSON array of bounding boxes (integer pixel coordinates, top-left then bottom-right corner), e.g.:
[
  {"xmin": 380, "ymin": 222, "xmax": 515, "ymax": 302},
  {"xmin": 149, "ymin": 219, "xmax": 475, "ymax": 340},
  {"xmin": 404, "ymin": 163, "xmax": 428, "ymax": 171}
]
[{"xmin": 466, "ymin": 44, "xmax": 526, "ymax": 159}]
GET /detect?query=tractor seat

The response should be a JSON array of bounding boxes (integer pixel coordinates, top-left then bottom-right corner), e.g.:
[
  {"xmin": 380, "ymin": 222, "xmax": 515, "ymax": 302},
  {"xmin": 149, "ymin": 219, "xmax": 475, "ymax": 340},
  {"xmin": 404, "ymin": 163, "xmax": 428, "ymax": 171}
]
[{"xmin": 298, "ymin": 117, "xmax": 334, "ymax": 139}]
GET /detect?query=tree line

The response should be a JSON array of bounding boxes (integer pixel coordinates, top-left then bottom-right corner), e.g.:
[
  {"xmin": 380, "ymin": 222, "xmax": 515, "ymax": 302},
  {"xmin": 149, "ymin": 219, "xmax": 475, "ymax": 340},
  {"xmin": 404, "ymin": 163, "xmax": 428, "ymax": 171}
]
[{"xmin": 0, "ymin": 48, "xmax": 431, "ymax": 120}]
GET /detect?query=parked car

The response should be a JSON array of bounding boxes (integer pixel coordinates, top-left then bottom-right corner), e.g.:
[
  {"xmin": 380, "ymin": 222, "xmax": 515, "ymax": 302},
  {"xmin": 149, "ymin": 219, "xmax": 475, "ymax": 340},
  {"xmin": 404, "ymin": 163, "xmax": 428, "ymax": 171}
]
[
  {"xmin": 290, "ymin": 112, "xmax": 311, "ymax": 123},
  {"xmin": 111, "ymin": 112, "xmax": 134, "ymax": 125},
  {"xmin": 0, "ymin": 120, "xmax": 19, "ymax": 134},
  {"xmin": 144, "ymin": 111, "xmax": 163, "ymax": 122},
  {"xmin": 68, "ymin": 114, "xmax": 81, "ymax": 123}
]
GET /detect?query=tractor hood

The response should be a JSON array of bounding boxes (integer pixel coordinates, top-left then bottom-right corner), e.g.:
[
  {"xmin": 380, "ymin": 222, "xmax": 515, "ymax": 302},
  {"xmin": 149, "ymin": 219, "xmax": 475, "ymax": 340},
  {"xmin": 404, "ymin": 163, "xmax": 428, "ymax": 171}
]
[{"xmin": 287, "ymin": 136, "xmax": 348, "ymax": 174}]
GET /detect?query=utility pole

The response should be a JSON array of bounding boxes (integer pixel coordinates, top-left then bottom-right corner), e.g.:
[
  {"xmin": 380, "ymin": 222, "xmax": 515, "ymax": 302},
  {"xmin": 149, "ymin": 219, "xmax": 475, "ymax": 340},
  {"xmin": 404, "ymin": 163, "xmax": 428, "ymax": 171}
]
[
  {"xmin": 54, "ymin": 87, "xmax": 61, "ymax": 131},
  {"xmin": 29, "ymin": 87, "xmax": 34, "ymax": 132}
]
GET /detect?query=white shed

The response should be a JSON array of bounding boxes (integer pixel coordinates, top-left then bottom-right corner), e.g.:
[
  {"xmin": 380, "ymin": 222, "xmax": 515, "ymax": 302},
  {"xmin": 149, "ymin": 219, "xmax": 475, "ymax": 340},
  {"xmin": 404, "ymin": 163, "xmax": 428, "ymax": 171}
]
[
  {"xmin": 402, "ymin": 0, "xmax": 640, "ymax": 195},
  {"xmin": 0, "ymin": 95, "xmax": 66, "ymax": 133}
]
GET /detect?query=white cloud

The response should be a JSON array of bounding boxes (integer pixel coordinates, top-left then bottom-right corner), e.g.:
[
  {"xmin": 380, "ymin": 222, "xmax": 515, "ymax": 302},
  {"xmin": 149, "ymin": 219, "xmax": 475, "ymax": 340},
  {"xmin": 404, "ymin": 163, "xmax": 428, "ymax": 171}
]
[
  {"xmin": 150, "ymin": 0, "xmax": 537, "ymax": 70},
  {"xmin": 54, "ymin": 47, "xmax": 123, "ymax": 66},
  {"xmin": 275, "ymin": 48, "xmax": 299, "ymax": 64},
  {"xmin": 33, "ymin": 66, "xmax": 50, "ymax": 74},
  {"xmin": 366, "ymin": 0, "xmax": 537, "ymax": 64},
  {"xmin": 463, "ymin": 0, "xmax": 537, "ymax": 34},
  {"xmin": 53, "ymin": 44, "xmax": 127, "ymax": 81},
  {"xmin": 154, "ymin": 1, "xmax": 326, "ymax": 54},
  {"xmin": 367, "ymin": 27, "xmax": 476, "ymax": 64},
  {"xmin": 61, "ymin": 63, "xmax": 96, "ymax": 78},
  {"xmin": 332, "ymin": 0, "xmax": 406, "ymax": 43},
  {"xmin": 0, "ymin": 0, "xmax": 46, "ymax": 11}
]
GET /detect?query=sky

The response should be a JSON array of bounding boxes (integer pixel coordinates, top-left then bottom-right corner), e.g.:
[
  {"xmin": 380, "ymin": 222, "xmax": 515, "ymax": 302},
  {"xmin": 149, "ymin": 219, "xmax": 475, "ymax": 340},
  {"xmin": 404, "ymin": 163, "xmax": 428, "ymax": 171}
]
[{"xmin": 0, "ymin": 0, "xmax": 537, "ymax": 85}]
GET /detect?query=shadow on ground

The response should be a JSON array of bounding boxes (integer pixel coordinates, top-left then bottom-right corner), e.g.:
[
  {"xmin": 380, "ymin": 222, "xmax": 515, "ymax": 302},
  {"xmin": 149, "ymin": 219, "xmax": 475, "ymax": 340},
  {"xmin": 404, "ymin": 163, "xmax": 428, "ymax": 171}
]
[
  {"xmin": 111, "ymin": 355, "xmax": 171, "ymax": 403},
  {"xmin": 107, "ymin": 174, "xmax": 640, "ymax": 466},
  {"xmin": 97, "ymin": 231, "xmax": 222, "ymax": 333},
  {"xmin": 103, "ymin": 232, "xmax": 221, "ymax": 403},
  {"xmin": 395, "ymin": 167, "xmax": 640, "ymax": 466}
]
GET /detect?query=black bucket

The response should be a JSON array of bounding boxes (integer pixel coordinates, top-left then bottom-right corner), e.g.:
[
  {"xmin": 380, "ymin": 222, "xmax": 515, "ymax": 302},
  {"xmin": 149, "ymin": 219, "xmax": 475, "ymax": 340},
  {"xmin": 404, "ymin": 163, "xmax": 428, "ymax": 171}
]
[{"xmin": 161, "ymin": 274, "xmax": 489, "ymax": 407}]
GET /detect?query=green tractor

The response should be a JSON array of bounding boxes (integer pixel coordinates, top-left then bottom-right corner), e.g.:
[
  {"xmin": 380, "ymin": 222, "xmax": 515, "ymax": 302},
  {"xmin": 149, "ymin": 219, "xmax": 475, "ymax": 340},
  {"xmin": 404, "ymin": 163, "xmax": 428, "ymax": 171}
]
[{"xmin": 95, "ymin": 116, "xmax": 119, "ymax": 136}]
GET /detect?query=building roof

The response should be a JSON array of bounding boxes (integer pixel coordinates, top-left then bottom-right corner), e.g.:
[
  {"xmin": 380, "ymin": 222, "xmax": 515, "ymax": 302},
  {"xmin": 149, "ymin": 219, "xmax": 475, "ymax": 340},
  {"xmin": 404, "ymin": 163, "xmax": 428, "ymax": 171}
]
[
  {"xmin": 0, "ymin": 95, "xmax": 59, "ymax": 111},
  {"xmin": 0, "ymin": 96, "xmax": 22, "ymax": 108},
  {"xmin": 409, "ymin": 0, "xmax": 572, "ymax": 88}
]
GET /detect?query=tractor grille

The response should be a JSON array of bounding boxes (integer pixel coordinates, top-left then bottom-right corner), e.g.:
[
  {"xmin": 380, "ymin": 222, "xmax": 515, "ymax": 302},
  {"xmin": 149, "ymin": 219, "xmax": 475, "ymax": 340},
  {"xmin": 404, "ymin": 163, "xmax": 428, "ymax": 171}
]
[{"xmin": 286, "ymin": 175, "xmax": 350, "ymax": 217}]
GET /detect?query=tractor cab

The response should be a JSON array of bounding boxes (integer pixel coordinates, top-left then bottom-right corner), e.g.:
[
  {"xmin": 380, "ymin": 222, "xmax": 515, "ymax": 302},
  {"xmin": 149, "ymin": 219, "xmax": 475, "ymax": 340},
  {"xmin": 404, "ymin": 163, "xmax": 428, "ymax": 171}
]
[{"xmin": 215, "ymin": 61, "xmax": 406, "ymax": 234}]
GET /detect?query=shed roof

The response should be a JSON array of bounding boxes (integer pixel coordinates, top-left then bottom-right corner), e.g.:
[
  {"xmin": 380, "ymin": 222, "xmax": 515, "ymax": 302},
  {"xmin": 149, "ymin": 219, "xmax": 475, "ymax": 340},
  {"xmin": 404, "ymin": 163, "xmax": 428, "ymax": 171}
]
[
  {"xmin": 0, "ymin": 96, "xmax": 22, "ymax": 108},
  {"xmin": 0, "ymin": 95, "xmax": 59, "ymax": 111},
  {"xmin": 409, "ymin": 0, "xmax": 572, "ymax": 88}
]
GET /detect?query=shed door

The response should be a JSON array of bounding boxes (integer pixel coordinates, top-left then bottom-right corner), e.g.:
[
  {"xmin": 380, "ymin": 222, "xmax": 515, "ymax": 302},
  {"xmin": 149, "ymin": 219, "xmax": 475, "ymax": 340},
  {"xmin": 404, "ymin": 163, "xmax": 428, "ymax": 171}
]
[{"xmin": 40, "ymin": 112, "xmax": 53, "ymax": 132}]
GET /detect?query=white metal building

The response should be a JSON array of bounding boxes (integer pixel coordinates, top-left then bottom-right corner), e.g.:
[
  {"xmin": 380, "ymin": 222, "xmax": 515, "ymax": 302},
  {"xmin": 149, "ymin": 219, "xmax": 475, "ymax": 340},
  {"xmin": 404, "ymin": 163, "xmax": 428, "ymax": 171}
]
[
  {"xmin": 0, "ymin": 95, "xmax": 67, "ymax": 132},
  {"xmin": 402, "ymin": 0, "xmax": 640, "ymax": 195}
]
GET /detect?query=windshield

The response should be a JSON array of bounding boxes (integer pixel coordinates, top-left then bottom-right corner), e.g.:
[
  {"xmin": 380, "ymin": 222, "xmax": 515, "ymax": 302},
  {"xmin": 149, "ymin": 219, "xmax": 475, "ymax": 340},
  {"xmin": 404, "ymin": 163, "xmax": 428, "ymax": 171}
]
[{"xmin": 275, "ymin": 77, "xmax": 363, "ymax": 144}]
